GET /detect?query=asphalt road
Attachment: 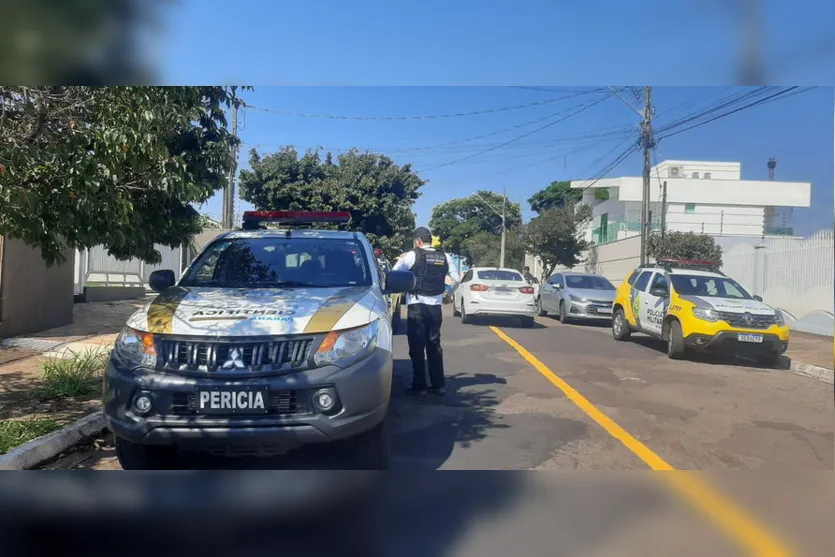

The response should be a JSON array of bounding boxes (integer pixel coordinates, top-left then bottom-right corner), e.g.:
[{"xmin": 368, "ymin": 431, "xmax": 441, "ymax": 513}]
[{"xmin": 43, "ymin": 305, "xmax": 834, "ymax": 556}]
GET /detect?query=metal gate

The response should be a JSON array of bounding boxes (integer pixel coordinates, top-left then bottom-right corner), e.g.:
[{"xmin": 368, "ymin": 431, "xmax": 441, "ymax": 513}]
[{"xmin": 74, "ymin": 244, "xmax": 185, "ymax": 294}]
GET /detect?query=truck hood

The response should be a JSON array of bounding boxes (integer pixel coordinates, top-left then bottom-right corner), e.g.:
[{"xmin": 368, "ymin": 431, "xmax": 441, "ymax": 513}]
[
  {"xmin": 126, "ymin": 286, "xmax": 380, "ymax": 337},
  {"xmin": 678, "ymin": 295, "xmax": 776, "ymax": 315}
]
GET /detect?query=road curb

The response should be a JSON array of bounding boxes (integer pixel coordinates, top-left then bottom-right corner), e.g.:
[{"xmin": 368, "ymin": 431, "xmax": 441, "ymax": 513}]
[
  {"xmin": 0, "ymin": 412, "xmax": 105, "ymax": 470},
  {"xmin": 788, "ymin": 359, "xmax": 834, "ymax": 384}
]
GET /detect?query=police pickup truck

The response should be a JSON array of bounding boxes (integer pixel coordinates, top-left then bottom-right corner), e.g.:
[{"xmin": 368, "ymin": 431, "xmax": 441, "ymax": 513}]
[{"xmin": 103, "ymin": 211, "xmax": 415, "ymax": 469}]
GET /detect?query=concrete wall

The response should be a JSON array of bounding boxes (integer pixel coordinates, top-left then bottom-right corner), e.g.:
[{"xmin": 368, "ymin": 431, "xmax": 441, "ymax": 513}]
[
  {"xmin": 581, "ymin": 235, "xmax": 641, "ymax": 285},
  {"xmin": 0, "ymin": 238, "xmax": 74, "ymax": 338}
]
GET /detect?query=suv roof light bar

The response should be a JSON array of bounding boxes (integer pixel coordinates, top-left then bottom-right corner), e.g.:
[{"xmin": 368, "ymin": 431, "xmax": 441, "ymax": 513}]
[
  {"xmin": 636, "ymin": 258, "xmax": 724, "ymax": 275},
  {"xmin": 241, "ymin": 211, "xmax": 352, "ymax": 230}
]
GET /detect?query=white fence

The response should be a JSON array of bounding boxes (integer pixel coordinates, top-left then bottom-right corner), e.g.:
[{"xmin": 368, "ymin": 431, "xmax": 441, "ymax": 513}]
[
  {"xmin": 720, "ymin": 230, "xmax": 834, "ymax": 320},
  {"xmin": 74, "ymin": 244, "xmax": 186, "ymax": 295}
]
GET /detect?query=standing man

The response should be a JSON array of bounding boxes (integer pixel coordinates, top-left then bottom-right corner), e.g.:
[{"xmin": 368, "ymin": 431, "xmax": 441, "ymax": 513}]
[
  {"xmin": 393, "ymin": 227, "xmax": 461, "ymax": 396},
  {"xmin": 522, "ymin": 266, "xmax": 536, "ymax": 285}
]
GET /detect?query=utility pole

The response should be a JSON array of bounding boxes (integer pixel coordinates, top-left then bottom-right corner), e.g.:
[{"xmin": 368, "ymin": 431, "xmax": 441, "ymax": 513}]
[
  {"xmin": 499, "ymin": 186, "xmax": 507, "ymax": 268},
  {"xmin": 474, "ymin": 190, "xmax": 507, "ymax": 268},
  {"xmin": 223, "ymin": 103, "xmax": 240, "ymax": 229},
  {"xmin": 660, "ymin": 180, "xmax": 668, "ymax": 239},
  {"xmin": 639, "ymin": 86, "xmax": 655, "ymax": 265}
]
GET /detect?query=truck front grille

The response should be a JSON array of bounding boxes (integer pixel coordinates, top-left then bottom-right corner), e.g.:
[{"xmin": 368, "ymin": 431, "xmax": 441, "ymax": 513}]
[{"xmin": 156, "ymin": 338, "xmax": 315, "ymax": 372}]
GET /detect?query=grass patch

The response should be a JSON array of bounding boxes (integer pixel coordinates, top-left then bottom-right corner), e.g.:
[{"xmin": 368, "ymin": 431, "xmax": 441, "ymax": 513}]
[
  {"xmin": 39, "ymin": 347, "xmax": 110, "ymax": 401},
  {"xmin": 0, "ymin": 417, "xmax": 60, "ymax": 454}
]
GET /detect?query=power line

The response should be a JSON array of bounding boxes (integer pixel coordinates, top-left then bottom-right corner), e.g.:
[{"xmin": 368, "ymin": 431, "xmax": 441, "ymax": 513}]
[
  {"xmin": 417, "ymin": 93, "xmax": 615, "ymax": 173},
  {"xmin": 657, "ymin": 86, "xmax": 802, "ymax": 140},
  {"xmin": 655, "ymin": 86, "xmax": 777, "ymax": 135},
  {"xmin": 244, "ymin": 89, "xmax": 607, "ymax": 121}
]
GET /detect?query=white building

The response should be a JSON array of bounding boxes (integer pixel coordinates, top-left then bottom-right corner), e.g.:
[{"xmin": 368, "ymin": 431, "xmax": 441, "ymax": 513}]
[{"xmin": 570, "ymin": 160, "xmax": 811, "ymax": 245}]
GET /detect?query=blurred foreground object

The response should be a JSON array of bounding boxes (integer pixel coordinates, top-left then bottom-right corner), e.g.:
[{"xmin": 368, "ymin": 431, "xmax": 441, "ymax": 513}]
[{"xmin": 0, "ymin": 0, "xmax": 168, "ymax": 84}]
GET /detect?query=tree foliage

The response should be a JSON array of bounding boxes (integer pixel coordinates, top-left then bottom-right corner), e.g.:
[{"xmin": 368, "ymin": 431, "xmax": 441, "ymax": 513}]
[
  {"xmin": 238, "ymin": 147, "xmax": 423, "ymax": 258},
  {"xmin": 462, "ymin": 228, "xmax": 526, "ymax": 270},
  {"xmin": 528, "ymin": 181, "xmax": 582, "ymax": 214},
  {"xmin": 429, "ymin": 191, "xmax": 523, "ymax": 260},
  {"xmin": 0, "ymin": 86, "xmax": 245, "ymax": 265},
  {"xmin": 525, "ymin": 204, "xmax": 592, "ymax": 279},
  {"xmin": 647, "ymin": 231, "xmax": 723, "ymax": 265}
]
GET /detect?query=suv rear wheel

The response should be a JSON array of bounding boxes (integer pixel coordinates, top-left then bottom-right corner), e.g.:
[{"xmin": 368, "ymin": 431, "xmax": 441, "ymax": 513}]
[{"xmin": 612, "ymin": 308, "xmax": 631, "ymax": 341}]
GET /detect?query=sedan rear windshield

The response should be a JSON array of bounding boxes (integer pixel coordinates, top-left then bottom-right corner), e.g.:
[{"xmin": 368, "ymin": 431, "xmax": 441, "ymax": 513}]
[
  {"xmin": 565, "ymin": 275, "xmax": 615, "ymax": 290},
  {"xmin": 477, "ymin": 270, "xmax": 524, "ymax": 282},
  {"xmin": 181, "ymin": 237, "xmax": 372, "ymax": 288}
]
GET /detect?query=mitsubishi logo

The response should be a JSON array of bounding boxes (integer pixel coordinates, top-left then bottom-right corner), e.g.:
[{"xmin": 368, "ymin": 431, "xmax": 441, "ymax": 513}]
[
  {"xmin": 742, "ymin": 313, "xmax": 753, "ymax": 325},
  {"xmin": 221, "ymin": 348, "xmax": 246, "ymax": 370}
]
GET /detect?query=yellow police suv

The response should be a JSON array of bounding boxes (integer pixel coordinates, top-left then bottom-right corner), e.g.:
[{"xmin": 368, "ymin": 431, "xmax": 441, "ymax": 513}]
[
  {"xmin": 611, "ymin": 259, "xmax": 789, "ymax": 365},
  {"xmin": 103, "ymin": 211, "xmax": 415, "ymax": 469}
]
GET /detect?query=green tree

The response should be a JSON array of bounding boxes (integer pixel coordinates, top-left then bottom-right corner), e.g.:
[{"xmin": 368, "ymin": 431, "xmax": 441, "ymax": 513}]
[
  {"xmin": 528, "ymin": 181, "xmax": 582, "ymax": 213},
  {"xmin": 462, "ymin": 227, "xmax": 526, "ymax": 269},
  {"xmin": 0, "ymin": 86, "xmax": 245, "ymax": 265},
  {"xmin": 238, "ymin": 147, "xmax": 423, "ymax": 258},
  {"xmin": 525, "ymin": 204, "xmax": 593, "ymax": 280},
  {"xmin": 647, "ymin": 231, "xmax": 723, "ymax": 265},
  {"xmin": 429, "ymin": 191, "xmax": 523, "ymax": 260},
  {"xmin": 528, "ymin": 181, "xmax": 609, "ymax": 214}
]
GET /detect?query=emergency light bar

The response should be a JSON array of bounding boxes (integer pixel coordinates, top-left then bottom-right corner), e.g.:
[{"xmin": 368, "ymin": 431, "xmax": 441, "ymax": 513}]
[
  {"xmin": 241, "ymin": 211, "xmax": 352, "ymax": 227},
  {"xmin": 656, "ymin": 258, "xmax": 720, "ymax": 267}
]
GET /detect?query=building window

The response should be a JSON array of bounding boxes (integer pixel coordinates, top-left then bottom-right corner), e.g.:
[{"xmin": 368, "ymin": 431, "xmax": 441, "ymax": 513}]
[
  {"xmin": 692, "ymin": 172, "xmax": 700, "ymax": 179},
  {"xmin": 685, "ymin": 203, "xmax": 696, "ymax": 214},
  {"xmin": 703, "ymin": 172, "xmax": 711, "ymax": 179}
]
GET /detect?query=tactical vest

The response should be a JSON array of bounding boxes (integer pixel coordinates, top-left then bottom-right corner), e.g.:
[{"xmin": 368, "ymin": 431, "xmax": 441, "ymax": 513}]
[{"xmin": 412, "ymin": 248, "xmax": 448, "ymax": 296}]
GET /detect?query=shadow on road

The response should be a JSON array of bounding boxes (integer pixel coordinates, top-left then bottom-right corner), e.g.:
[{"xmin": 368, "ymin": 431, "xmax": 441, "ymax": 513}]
[
  {"xmin": 460, "ymin": 315, "xmax": 547, "ymax": 329},
  {"xmin": 628, "ymin": 335, "xmax": 792, "ymax": 372}
]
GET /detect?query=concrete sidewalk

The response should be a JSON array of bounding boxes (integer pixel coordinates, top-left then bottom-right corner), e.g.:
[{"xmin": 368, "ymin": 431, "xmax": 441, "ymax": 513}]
[{"xmin": 784, "ymin": 331, "xmax": 833, "ymax": 371}]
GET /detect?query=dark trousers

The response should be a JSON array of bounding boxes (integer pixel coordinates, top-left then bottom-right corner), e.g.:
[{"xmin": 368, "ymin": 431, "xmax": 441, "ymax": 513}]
[{"xmin": 406, "ymin": 303, "xmax": 445, "ymax": 389}]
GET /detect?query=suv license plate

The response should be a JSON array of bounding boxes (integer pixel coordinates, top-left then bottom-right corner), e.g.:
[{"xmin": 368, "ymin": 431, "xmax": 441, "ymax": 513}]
[
  {"xmin": 737, "ymin": 333, "xmax": 763, "ymax": 343},
  {"xmin": 196, "ymin": 387, "xmax": 269, "ymax": 414}
]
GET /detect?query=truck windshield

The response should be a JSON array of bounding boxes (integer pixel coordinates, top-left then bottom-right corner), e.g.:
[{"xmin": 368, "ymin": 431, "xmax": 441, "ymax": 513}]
[
  {"xmin": 670, "ymin": 275, "xmax": 752, "ymax": 300},
  {"xmin": 181, "ymin": 237, "xmax": 373, "ymax": 288}
]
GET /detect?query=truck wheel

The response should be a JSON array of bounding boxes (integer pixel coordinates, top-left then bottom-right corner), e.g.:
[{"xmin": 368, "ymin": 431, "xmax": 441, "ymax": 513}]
[
  {"xmin": 350, "ymin": 421, "xmax": 390, "ymax": 470},
  {"xmin": 666, "ymin": 320, "xmax": 686, "ymax": 360},
  {"xmin": 115, "ymin": 437, "xmax": 178, "ymax": 470},
  {"xmin": 612, "ymin": 308, "xmax": 631, "ymax": 341}
]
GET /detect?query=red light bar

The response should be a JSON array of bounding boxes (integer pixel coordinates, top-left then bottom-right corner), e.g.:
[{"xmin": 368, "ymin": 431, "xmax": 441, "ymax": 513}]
[
  {"xmin": 242, "ymin": 211, "xmax": 351, "ymax": 225},
  {"xmin": 656, "ymin": 258, "xmax": 720, "ymax": 266}
]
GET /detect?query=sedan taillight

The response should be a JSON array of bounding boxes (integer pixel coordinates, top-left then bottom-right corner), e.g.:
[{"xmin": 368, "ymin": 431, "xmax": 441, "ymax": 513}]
[
  {"xmin": 470, "ymin": 284, "xmax": 489, "ymax": 292},
  {"xmin": 519, "ymin": 286, "xmax": 534, "ymax": 294}
]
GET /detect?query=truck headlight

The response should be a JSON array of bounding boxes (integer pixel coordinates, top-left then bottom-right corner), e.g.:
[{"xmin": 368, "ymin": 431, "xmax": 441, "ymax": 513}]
[
  {"xmin": 114, "ymin": 327, "xmax": 157, "ymax": 367},
  {"xmin": 314, "ymin": 320, "xmax": 381, "ymax": 368},
  {"xmin": 692, "ymin": 307, "xmax": 719, "ymax": 322}
]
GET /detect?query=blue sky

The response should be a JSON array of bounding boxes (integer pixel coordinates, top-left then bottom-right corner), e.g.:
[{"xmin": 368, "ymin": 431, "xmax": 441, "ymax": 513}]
[
  {"xmin": 195, "ymin": 86, "xmax": 832, "ymax": 237},
  {"xmin": 150, "ymin": 1, "xmax": 834, "ymax": 236}
]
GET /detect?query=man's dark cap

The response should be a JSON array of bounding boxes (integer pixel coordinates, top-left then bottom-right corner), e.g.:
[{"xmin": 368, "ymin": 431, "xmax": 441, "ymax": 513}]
[{"xmin": 413, "ymin": 227, "xmax": 432, "ymax": 242}]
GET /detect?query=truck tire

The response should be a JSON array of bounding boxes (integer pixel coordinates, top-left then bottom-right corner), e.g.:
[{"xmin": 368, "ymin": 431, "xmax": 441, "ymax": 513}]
[
  {"xmin": 115, "ymin": 437, "xmax": 178, "ymax": 470},
  {"xmin": 350, "ymin": 421, "xmax": 390, "ymax": 470}
]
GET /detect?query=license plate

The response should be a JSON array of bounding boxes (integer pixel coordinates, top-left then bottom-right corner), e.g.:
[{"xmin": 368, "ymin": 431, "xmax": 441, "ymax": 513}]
[
  {"xmin": 196, "ymin": 387, "xmax": 269, "ymax": 414},
  {"xmin": 493, "ymin": 289, "xmax": 513, "ymax": 296},
  {"xmin": 597, "ymin": 306, "xmax": 612, "ymax": 314},
  {"xmin": 737, "ymin": 333, "xmax": 763, "ymax": 343}
]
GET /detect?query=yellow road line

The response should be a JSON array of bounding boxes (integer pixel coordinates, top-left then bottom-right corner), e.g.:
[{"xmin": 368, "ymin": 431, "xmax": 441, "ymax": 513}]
[{"xmin": 490, "ymin": 325, "xmax": 793, "ymax": 557}]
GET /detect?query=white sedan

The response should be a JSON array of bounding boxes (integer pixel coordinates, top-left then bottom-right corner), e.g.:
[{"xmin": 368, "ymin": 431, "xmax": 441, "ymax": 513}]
[{"xmin": 452, "ymin": 267, "xmax": 537, "ymax": 327}]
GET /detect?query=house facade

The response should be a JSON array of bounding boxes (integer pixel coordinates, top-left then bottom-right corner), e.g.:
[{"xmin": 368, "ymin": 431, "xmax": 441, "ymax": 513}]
[{"xmin": 570, "ymin": 160, "xmax": 811, "ymax": 245}]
